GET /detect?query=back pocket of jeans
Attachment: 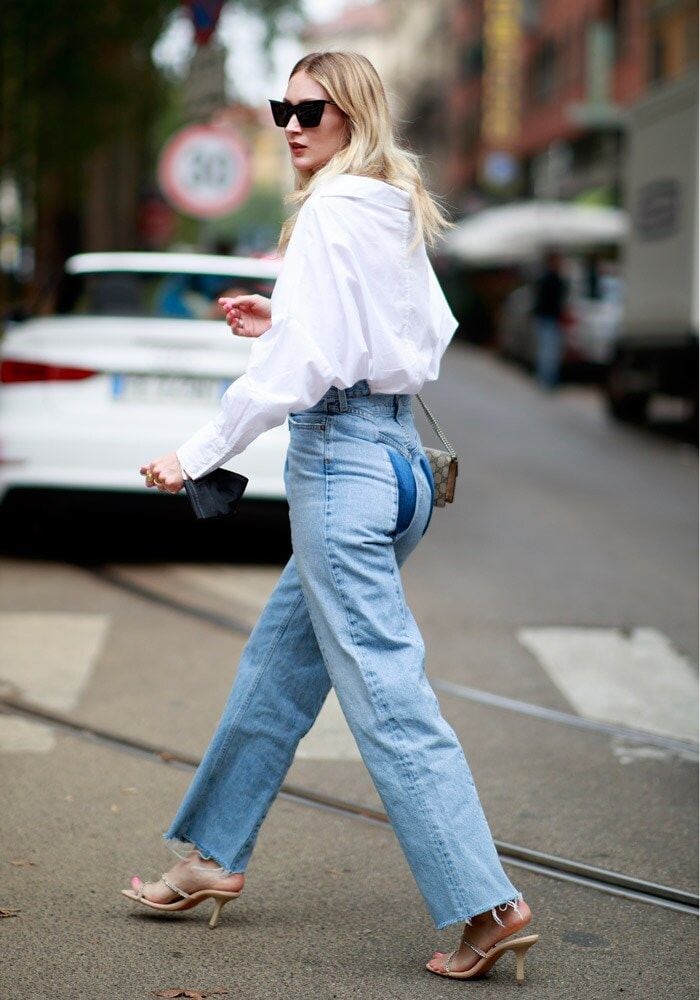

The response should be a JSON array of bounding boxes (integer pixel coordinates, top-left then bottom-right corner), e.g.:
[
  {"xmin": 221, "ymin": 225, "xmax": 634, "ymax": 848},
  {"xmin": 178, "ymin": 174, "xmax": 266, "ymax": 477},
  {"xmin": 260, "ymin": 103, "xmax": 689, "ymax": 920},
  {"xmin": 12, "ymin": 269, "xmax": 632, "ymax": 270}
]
[
  {"xmin": 385, "ymin": 446, "xmax": 417, "ymax": 536},
  {"xmin": 418, "ymin": 452, "xmax": 434, "ymax": 535}
]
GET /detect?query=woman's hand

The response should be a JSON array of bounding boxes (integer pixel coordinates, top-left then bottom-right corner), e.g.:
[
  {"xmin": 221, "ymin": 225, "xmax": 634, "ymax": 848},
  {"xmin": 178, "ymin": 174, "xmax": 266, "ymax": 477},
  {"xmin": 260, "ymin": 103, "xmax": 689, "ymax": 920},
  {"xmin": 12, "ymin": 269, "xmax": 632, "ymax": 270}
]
[
  {"xmin": 140, "ymin": 452, "xmax": 185, "ymax": 494},
  {"xmin": 219, "ymin": 294, "xmax": 272, "ymax": 338}
]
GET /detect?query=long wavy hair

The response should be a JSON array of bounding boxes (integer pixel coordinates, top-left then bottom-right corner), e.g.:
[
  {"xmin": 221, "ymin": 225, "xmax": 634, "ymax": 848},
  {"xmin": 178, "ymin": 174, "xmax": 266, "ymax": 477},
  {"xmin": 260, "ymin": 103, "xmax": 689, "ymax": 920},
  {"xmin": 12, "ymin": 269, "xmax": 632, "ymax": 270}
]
[{"xmin": 277, "ymin": 50, "xmax": 452, "ymax": 253}]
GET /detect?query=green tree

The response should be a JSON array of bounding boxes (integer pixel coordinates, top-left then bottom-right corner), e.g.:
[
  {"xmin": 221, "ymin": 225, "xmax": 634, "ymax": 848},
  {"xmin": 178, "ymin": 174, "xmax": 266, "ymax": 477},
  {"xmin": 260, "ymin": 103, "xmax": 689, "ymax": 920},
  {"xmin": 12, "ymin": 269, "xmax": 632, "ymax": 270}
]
[
  {"xmin": 0, "ymin": 0, "xmax": 180, "ymax": 305},
  {"xmin": 0, "ymin": 0, "xmax": 300, "ymax": 309}
]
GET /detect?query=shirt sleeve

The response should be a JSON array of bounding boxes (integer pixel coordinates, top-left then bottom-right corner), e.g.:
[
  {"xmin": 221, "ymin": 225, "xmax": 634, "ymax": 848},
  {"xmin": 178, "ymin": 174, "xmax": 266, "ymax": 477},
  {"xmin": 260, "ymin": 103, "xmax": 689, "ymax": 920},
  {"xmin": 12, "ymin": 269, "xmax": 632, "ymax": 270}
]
[
  {"xmin": 428, "ymin": 263, "xmax": 459, "ymax": 354},
  {"xmin": 176, "ymin": 196, "xmax": 371, "ymax": 479}
]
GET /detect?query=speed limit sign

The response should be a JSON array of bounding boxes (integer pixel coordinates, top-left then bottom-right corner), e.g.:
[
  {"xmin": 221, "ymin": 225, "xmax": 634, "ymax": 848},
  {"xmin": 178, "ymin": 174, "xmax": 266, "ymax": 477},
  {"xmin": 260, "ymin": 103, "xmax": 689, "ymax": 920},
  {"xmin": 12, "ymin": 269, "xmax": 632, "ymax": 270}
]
[{"xmin": 157, "ymin": 124, "xmax": 252, "ymax": 219}]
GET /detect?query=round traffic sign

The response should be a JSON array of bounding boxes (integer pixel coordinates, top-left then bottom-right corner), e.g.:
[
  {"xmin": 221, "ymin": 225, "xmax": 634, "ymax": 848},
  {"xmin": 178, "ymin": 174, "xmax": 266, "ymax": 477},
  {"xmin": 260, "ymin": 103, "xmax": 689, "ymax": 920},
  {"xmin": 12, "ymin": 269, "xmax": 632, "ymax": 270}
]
[{"xmin": 157, "ymin": 125, "xmax": 252, "ymax": 219}]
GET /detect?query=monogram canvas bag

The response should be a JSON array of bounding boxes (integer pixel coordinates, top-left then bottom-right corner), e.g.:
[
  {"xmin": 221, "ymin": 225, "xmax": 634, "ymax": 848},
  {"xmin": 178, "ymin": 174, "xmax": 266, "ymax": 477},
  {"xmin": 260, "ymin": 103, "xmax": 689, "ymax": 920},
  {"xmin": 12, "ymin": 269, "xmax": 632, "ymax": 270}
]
[{"xmin": 415, "ymin": 394, "xmax": 458, "ymax": 507}]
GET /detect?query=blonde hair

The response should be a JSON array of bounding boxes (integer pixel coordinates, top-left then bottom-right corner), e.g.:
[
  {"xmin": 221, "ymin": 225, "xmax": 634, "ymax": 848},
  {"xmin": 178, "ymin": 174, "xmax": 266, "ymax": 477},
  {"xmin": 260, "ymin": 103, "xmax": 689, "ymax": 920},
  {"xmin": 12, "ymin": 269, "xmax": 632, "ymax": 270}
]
[{"xmin": 278, "ymin": 51, "xmax": 453, "ymax": 253}]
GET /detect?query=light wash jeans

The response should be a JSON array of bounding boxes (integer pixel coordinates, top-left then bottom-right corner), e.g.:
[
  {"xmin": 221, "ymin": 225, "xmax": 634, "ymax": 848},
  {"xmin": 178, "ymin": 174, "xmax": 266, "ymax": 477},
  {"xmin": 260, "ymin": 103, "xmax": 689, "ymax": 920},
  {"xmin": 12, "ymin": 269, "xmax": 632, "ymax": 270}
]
[
  {"xmin": 534, "ymin": 316, "xmax": 563, "ymax": 389},
  {"xmin": 164, "ymin": 379, "xmax": 520, "ymax": 929}
]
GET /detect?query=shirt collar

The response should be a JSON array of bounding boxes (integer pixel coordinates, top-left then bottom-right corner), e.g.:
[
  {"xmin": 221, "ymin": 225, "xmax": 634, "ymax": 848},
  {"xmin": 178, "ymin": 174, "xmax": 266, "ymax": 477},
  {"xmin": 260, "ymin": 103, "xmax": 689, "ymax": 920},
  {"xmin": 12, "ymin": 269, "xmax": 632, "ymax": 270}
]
[{"xmin": 316, "ymin": 173, "xmax": 411, "ymax": 210}]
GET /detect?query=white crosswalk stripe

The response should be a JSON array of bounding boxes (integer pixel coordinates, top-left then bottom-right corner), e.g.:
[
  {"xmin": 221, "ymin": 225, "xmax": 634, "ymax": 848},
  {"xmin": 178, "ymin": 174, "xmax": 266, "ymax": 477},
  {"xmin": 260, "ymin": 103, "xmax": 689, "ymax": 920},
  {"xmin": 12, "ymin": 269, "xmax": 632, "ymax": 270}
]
[
  {"xmin": 0, "ymin": 716, "xmax": 55, "ymax": 753},
  {"xmin": 295, "ymin": 689, "xmax": 360, "ymax": 761},
  {"xmin": 0, "ymin": 613, "xmax": 110, "ymax": 752},
  {"xmin": 518, "ymin": 626, "xmax": 698, "ymax": 743}
]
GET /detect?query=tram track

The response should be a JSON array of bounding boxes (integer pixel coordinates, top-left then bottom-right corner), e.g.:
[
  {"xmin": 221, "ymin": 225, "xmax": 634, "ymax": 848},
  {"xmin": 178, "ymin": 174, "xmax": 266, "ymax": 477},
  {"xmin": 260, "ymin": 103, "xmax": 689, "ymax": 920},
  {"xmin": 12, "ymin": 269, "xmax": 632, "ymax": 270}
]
[
  {"xmin": 0, "ymin": 694, "xmax": 697, "ymax": 917},
  {"xmin": 91, "ymin": 566, "xmax": 700, "ymax": 759},
  {"xmin": 8, "ymin": 561, "xmax": 700, "ymax": 918}
]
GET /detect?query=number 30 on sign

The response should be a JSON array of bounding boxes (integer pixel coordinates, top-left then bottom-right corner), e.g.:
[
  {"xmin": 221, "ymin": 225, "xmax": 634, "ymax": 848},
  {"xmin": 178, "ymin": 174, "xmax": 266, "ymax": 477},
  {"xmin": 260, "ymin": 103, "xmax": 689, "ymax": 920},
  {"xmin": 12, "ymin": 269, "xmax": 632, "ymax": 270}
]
[{"xmin": 157, "ymin": 124, "xmax": 252, "ymax": 219}]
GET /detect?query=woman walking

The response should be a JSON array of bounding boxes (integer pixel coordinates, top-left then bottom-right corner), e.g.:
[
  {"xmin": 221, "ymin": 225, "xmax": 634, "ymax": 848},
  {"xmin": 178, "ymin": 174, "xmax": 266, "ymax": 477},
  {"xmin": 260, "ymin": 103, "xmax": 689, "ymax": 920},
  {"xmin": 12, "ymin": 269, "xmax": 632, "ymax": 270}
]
[{"xmin": 125, "ymin": 51, "xmax": 536, "ymax": 982}]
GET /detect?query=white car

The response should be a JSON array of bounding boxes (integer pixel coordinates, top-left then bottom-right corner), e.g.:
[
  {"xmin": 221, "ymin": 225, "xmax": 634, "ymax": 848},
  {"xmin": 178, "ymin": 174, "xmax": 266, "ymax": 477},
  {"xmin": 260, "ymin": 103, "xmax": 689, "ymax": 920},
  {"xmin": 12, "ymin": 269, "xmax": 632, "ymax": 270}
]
[
  {"xmin": 0, "ymin": 252, "xmax": 287, "ymax": 513},
  {"xmin": 498, "ymin": 262, "xmax": 623, "ymax": 374}
]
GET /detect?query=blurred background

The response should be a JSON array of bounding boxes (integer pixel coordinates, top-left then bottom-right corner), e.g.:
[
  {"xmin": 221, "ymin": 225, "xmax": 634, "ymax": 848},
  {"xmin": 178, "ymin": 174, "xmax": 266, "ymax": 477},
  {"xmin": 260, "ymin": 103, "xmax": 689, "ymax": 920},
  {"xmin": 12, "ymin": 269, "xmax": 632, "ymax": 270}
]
[
  {"xmin": 0, "ymin": 0, "xmax": 697, "ymax": 552},
  {"xmin": 0, "ymin": 0, "xmax": 697, "ymax": 436}
]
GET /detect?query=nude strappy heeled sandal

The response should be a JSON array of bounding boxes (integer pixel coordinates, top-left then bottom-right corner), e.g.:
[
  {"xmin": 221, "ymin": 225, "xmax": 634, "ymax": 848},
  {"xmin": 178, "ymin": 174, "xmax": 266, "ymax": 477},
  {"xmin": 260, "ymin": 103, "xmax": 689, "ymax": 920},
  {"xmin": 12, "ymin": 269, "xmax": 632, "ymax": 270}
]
[
  {"xmin": 426, "ymin": 931, "xmax": 539, "ymax": 982},
  {"xmin": 121, "ymin": 874, "xmax": 242, "ymax": 929}
]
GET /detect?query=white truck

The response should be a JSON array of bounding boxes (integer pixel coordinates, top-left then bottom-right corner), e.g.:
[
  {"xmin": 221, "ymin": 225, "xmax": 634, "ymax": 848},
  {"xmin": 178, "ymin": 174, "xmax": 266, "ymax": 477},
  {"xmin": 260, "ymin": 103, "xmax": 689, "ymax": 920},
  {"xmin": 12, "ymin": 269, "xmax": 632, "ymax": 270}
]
[{"xmin": 605, "ymin": 73, "xmax": 698, "ymax": 427}]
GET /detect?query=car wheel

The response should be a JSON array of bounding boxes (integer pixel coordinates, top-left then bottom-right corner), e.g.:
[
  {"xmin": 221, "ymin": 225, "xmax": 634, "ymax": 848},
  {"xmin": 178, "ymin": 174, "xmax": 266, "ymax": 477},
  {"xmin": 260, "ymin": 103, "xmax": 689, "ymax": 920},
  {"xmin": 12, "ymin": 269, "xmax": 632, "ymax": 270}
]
[
  {"xmin": 604, "ymin": 352, "xmax": 655, "ymax": 424},
  {"xmin": 605, "ymin": 374, "xmax": 650, "ymax": 423},
  {"xmin": 606, "ymin": 391, "xmax": 650, "ymax": 423}
]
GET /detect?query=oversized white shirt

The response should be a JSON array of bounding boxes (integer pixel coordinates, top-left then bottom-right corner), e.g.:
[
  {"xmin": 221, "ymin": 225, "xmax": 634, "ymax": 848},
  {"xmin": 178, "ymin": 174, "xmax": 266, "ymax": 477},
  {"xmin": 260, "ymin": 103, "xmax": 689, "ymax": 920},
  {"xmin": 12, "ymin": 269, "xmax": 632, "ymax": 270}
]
[{"xmin": 177, "ymin": 173, "xmax": 458, "ymax": 479}]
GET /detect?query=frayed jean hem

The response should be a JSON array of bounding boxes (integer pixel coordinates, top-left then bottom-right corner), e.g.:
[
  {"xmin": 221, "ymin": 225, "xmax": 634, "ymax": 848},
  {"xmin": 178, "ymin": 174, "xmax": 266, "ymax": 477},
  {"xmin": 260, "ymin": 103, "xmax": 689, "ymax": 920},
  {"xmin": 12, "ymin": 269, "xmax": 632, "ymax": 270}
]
[
  {"xmin": 162, "ymin": 832, "xmax": 246, "ymax": 876},
  {"xmin": 433, "ymin": 892, "xmax": 524, "ymax": 931}
]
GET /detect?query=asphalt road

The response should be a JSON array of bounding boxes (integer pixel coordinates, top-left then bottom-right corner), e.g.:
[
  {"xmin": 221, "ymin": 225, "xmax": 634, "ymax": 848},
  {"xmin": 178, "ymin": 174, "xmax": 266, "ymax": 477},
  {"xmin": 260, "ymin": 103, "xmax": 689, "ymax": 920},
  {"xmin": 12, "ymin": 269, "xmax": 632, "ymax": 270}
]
[{"xmin": 1, "ymin": 342, "xmax": 697, "ymax": 999}]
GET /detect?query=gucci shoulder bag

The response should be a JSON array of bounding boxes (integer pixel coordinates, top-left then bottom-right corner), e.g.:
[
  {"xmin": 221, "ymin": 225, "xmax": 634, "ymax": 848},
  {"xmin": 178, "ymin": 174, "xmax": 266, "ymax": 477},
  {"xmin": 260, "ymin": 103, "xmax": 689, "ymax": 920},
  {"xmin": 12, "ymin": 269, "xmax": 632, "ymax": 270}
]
[{"xmin": 415, "ymin": 394, "xmax": 458, "ymax": 507}]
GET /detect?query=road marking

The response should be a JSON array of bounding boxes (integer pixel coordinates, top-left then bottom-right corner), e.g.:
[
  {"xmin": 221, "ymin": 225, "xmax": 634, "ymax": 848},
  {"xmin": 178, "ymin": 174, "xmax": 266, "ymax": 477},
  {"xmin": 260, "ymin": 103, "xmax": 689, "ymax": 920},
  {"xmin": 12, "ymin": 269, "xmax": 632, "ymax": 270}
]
[
  {"xmin": 170, "ymin": 566, "xmax": 279, "ymax": 610},
  {"xmin": 611, "ymin": 741, "xmax": 699, "ymax": 765},
  {"xmin": 107, "ymin": 565, "xmax": 279, "ymax": 629},
  {"xmin": 0, "ymin": 716, "xmax": 55, "ymax": 753},
  {"xmin": 518, "ymin": 627, "xmax": 698, "ymax": 743},
  {"xmin": 0, "ymin": 613, "xmax": 110, "ymax": 712},
  {"xmin": 295, "ymin": 689, "xmax": 360, "ymax": 761}
]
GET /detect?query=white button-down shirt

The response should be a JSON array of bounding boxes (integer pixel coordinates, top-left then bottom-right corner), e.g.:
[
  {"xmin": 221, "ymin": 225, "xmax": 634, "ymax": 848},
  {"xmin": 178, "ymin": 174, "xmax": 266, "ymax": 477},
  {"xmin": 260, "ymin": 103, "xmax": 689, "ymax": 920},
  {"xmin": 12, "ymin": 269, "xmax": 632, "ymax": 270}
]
[{"xmin": 177, "ymin": 173, "xmax": 458, "ymax": 479}]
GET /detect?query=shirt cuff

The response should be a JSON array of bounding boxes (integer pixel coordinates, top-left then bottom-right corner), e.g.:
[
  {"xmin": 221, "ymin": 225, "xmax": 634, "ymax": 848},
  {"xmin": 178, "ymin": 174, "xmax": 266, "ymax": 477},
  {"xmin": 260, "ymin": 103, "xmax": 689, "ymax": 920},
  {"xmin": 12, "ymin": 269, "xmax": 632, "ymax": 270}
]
[{"xmin": 176, "ymin": 422, "xmax": 231, "ymax": 480}]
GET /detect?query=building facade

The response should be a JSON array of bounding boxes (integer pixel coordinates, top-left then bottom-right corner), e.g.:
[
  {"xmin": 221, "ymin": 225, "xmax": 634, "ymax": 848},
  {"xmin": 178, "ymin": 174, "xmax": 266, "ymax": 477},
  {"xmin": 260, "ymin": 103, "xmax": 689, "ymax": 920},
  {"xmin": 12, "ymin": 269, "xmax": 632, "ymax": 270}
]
[
  {"xmin": 444, "ymin": 0, "xmax": 656, "ymax": 208},
  {"xmin": 300, "ymin": 0, "xmax": 456, "ymax": 194},
  {"xmin": 647, "ymin": 0, "xmax": 698, "ymax": 82},
  {"xmin": 300, "ymin": 1, "xmax": 697, "ymax": 212}
]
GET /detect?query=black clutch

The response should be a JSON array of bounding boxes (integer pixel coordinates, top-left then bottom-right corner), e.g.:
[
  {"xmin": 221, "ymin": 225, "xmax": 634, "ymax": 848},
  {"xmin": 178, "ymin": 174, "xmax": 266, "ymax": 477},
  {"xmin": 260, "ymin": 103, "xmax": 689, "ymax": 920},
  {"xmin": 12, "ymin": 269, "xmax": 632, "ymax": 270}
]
[{"xmin": 184, "ymin": 468, "xmax": 249, "ymax": 520}]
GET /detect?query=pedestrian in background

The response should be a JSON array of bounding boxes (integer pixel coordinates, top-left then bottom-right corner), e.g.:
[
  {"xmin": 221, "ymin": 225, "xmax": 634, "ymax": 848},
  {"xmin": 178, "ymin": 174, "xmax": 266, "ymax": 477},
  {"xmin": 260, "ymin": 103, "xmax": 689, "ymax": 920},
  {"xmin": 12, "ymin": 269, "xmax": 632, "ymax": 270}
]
[
  {"xmin": 126, "ymin": 50, "xmax": 537, "ymax": 983},
  {"xmin": 533, "ymin": 250, "xmax": 568, "ymax": 390}
]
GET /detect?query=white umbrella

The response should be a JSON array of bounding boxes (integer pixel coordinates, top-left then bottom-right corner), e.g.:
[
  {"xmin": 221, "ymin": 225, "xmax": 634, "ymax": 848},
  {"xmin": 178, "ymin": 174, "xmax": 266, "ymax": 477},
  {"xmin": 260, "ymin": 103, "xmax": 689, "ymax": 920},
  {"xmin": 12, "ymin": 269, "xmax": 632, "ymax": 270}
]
[{"xmin": 443, "ymin": 201, "xmax": 629, "ymax": 265}]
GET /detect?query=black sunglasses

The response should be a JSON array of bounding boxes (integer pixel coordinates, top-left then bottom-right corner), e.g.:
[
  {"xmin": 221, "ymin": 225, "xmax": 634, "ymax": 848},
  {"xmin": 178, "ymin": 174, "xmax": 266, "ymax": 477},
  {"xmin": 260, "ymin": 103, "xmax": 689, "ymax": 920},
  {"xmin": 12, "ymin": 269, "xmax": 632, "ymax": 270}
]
[{"xmin": 269, "ymin": 99, "xmax": 337, "ymax": 129}]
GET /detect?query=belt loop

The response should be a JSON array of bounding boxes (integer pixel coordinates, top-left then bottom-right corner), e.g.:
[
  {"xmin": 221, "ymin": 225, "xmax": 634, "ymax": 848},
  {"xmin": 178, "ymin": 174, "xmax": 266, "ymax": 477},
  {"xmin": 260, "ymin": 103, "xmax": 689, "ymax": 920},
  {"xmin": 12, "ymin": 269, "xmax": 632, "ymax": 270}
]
[{"xmin": 337, "ymin": 387, "xmax": 348, "ymax": 412}]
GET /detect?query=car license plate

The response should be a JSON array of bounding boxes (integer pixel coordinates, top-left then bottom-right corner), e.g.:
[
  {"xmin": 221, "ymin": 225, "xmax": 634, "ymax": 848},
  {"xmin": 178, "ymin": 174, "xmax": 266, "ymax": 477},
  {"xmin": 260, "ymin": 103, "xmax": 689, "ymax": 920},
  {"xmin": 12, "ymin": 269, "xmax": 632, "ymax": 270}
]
[{"xmin": 111, "ymin": 374, "xmax": 228, "ymax": 404}]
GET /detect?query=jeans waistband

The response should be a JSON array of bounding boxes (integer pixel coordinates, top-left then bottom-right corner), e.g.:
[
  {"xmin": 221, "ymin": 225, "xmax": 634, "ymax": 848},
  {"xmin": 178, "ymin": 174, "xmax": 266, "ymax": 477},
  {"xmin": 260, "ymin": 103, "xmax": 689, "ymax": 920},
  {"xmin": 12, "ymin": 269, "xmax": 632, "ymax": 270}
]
[{"xmin": 309, "ymin": 379, "xmax": 413, "ymax": 416}]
